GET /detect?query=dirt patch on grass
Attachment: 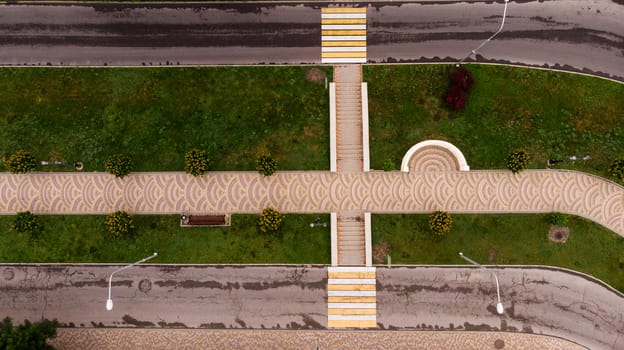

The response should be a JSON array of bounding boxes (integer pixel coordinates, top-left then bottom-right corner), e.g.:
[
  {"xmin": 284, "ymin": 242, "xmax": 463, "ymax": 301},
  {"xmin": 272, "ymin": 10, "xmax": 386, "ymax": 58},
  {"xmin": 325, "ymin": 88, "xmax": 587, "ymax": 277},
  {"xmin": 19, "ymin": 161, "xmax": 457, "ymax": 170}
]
[
  {"xmin": 549, "ymin": 226, "xmax": 569, "ymax": 243},
  {"xmin": 373, "ymin": 241, "xmax": 391, "ymax": 264},
  {"xmin": 305, "ymin": 68, "xmax": 326, "ymax": 83}
]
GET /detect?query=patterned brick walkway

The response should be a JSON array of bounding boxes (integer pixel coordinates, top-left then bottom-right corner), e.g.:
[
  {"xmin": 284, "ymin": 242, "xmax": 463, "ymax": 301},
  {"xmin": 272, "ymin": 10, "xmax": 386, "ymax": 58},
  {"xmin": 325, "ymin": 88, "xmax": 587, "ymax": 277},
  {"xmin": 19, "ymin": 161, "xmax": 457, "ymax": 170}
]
[
  {"xmin": 49, "ymin": 328, "xmax": 585, "ymax": 350},
  {"xmin": 1, "ymin": 170, "xmax": 622, "ymax": 236}
]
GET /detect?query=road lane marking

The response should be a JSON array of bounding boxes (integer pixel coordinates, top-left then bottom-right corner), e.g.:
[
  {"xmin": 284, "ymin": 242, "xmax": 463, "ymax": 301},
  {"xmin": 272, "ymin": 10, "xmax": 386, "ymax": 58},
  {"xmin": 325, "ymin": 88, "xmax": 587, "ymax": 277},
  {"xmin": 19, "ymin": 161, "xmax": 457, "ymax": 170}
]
[
  {"xmin": 321, "ymin": 8, "xmax": 367, "ymax": 13},
  {"xmin": 328, "ymin": 271, "xmax": 376, "ymax": 278},
  {"xmin": 321, "ymin": 7, "xmax": 367, "ymax": 64},
  {"xmin": 322, "ymin": 41, "xmax": 367, "ymax": 47},
  {"xmin": 328, "ymin": 308, "xmax": 377, "ymax": 315},
  {"xmin": 322, "ymin": 18, "xmax": 366, "ymax": 24},
  {"xmin": 328, "ymin": 284, "xmax": 376, "ymax": 291}
]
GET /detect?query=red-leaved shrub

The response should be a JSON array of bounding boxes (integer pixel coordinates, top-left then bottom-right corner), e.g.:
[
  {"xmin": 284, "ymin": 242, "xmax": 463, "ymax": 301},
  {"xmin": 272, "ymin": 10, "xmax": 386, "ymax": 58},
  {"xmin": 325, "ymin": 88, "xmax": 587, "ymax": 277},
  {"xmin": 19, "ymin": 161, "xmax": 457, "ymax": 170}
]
[
  {"xmin": 443, "ymin": 66, "xmax": 474, "ymax": 111},
  {"xmin": 444, "ymin": 86, "xmax": 466, "ymax": 111}
]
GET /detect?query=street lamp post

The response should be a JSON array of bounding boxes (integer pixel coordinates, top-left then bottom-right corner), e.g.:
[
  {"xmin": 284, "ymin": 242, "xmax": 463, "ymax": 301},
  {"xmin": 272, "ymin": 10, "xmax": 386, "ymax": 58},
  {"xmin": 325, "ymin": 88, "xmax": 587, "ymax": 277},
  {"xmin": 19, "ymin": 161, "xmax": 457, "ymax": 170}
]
[
  {"xmin": 459, "ymin": 252, "xmax": 504, "ymax": 314},
  {"xmin": 106, "ymin": 252, "xmax": 158, "ymax": 311}
]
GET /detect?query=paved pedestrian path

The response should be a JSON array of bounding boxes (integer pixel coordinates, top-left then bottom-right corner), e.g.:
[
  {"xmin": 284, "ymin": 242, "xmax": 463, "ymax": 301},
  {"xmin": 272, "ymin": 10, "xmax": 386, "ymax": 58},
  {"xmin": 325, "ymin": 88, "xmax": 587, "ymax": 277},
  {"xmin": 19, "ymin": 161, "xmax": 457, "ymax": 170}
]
[
  {"xmin": 327, "ymin": 266, "xmax": 376, "ymax": 329},
  {"xmin": 321, "ymin": 7, "xmax": 367, "ymax": 64},
  {"xmin": 49, "ymin": 328, "xmax": 585, "ymax": 350},
  {"xmin": 1, "ymin": 170, "xmax": 622, "ymax": 236}
]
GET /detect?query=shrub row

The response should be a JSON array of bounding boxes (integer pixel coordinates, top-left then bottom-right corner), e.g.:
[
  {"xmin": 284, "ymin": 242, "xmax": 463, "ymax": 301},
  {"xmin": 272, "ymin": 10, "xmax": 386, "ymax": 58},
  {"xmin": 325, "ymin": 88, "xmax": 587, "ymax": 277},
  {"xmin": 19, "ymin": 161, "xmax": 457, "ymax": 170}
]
[{"xmin": 2, "ymin": 150, "xmax": 279, "ymax": 178}]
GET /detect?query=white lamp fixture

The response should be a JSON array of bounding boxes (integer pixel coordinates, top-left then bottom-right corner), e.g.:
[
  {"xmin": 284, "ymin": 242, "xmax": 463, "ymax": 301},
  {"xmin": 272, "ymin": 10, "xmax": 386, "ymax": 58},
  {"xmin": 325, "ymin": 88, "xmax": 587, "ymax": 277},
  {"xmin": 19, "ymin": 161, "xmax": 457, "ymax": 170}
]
[
  {"xmin": 106, "ymin": 252, "xmax": 158, "ymax": 311},
  {"xmin": 459, "ymin": 252, "xmax": 504, "ymax": 315}
]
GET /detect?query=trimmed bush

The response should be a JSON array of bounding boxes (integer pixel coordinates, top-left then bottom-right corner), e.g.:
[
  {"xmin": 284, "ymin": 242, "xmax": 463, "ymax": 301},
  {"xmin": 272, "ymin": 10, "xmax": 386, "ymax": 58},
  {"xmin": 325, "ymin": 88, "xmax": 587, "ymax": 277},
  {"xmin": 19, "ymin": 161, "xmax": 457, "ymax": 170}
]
[
  {"xmin": 256, "ymin": 155, "xmax": 277, "ymax": 176},
  {"xmin": 506, "ymin": 149, "xmax": 530, "ymax": 174},
  {"xmin": 105, "ymin": 211, "xmax": 136, "ymax": 238},
  {"xmin": 428, "ymin": 211, "xmax": 453, "ymax": 236},
  {"xmin": 549, "ymin": 212, "xmax": 569, "ymax": 227},
  {"xmin": 185, "ymin": 149, "xmax": 210, "ymax": 177},
  {"xmin": 105, "ymin": 154, "xmax": 133, "ymax": 178},
  {"xmin": 257, "ymin": 207, "xmax": 284, "ymax": 234},
  {"xmin": 382, "ymin": 158, "xmax": 396, "ymax": 172},
  {"xmin": 4, "ymin": 150, "xmax": 37, "ymax": 174},
  {"xmin": 608, "ymin": 159, "xmax": 624, "ymax": 182},
  {"xmin": 11, "ymin": 211, "xmax": 42, "ymax": 237}
]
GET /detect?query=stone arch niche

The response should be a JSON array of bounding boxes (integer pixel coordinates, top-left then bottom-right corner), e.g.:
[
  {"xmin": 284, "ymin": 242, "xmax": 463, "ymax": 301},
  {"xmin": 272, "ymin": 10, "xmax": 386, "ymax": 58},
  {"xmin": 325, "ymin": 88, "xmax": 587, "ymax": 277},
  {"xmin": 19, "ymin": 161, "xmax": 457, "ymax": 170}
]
[{"xmin": 401, "ymin": 140, "xmax": 469, "ymax": 172}]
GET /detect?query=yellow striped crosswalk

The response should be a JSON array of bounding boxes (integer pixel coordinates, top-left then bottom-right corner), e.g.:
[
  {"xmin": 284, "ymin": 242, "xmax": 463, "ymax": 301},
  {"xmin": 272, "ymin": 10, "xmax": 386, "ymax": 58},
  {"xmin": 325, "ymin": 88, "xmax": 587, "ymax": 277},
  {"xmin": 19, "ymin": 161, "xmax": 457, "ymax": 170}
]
[
  {"xmin": 327, "ymin": 266, "xmax": 376, "ymax": 329},
  {"xmin": 321, "ymin": 7, "xmax": 367, "ymax": 64}
]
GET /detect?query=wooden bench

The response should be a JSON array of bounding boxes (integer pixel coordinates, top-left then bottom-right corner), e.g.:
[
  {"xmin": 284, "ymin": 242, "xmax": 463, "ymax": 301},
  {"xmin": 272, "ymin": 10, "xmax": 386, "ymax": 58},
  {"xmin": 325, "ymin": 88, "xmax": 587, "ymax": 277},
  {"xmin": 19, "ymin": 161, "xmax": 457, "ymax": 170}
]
[{"xmin": 180, "ymin": 213, "xmax": 230, "ymax": 227}]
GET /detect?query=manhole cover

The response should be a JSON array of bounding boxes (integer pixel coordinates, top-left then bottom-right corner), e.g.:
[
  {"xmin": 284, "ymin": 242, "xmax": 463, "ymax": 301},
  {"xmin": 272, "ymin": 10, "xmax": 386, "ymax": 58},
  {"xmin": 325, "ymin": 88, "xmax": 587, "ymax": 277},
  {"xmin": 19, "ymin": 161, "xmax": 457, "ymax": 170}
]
[
  {"xmin": 494, "ymin": 339, "xmax": 505, "ymax": 349},
  {"xmin": 138, "ymin": 279, "xmax": 152, "ymax": 293},
  {"xmin": 3, "ymin": 268, "xmax": 14, "ymax": 281}
]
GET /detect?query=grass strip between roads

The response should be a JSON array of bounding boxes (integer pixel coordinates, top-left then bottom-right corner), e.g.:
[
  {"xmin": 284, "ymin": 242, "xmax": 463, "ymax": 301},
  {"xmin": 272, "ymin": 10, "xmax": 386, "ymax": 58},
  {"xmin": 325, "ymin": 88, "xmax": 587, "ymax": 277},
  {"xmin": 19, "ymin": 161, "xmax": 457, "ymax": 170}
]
[
  {"xmin": 365, "ymin": 64, "xmax": 624, "ymax": 176},
  {"xmin": 0, "ymin": 65, "xmax": 623, "ymax": 293},
  {"xmin": 373, "ymin": 214, "xmax": 624, "ymax": 293},
  {"xmin": 0, "ymin": 214, "xmax": 331, "ymax": 265},
  {"xmin": 0, "ymin": 66, "xmax": 331, "ymax": 172}
]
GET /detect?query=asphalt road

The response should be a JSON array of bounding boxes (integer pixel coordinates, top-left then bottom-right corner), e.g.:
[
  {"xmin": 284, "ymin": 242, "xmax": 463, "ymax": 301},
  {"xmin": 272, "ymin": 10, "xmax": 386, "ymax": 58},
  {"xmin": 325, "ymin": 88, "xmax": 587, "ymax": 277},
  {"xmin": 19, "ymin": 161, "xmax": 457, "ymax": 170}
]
[
  {"xmin": 0, "ymin": 1, "xmax": 622, "ymax": 81},
  {"xmin": 1, "ymin": 264, "xmax": 622, "ymax": 349}
]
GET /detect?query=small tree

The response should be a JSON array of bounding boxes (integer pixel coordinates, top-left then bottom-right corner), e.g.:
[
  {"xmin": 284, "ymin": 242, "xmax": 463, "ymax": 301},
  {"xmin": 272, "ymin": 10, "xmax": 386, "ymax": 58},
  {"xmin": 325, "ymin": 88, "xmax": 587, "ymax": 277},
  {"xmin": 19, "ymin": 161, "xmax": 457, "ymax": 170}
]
[
  {"xmin": 256, "ymin": 155, "xmax": 277, "ymax": 176},
  {"xmin": 105, "ymin": 211, "xmax": 135, "ymax": 238},
  {"xmin": 608, "ymin": 159, "xmax": 624, "ymax": 182},
  {"xmin": 549, "ymin": 212, "xmax": 569, "ymax": 227},
  {"xmin": 257, "ymin": 207, "xmax": 284, "ymax": 234},
  {"xmin": 506, "ymin": 149, "xmax": 530, "ymax": 174},
  {"xmin": 429, "ymin": 211, "xmax": 452, "ymax": 236},
  {"xmin": 11, "ymin": 211, "xmax": 42, "ymax": 237},
  {"xmin": 0, "ymin": 317, "xmax": 58, "ymax": 350},
  {"xmin": 4, "ymin": 150, "xmax": 37, "ymax": 174},
  {"xmin": 185, "ymin": 149, "xmax": 210, "ymax": 177},
  {"xmin": 105, "ymin": 154, "xmax": 133, "ymax": 178}
]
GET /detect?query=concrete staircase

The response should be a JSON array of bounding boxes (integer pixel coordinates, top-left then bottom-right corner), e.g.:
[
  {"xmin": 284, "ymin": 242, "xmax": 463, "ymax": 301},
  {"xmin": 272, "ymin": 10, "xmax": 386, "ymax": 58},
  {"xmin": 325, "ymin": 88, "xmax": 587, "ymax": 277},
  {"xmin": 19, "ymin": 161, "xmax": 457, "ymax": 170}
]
[
  {"xmin": 334, "ymin": 65, "xmax": 363, "ymax": 173},
  {"xmin": 337, "ymin": 211, "xmax": 365, "ymax": 265}
]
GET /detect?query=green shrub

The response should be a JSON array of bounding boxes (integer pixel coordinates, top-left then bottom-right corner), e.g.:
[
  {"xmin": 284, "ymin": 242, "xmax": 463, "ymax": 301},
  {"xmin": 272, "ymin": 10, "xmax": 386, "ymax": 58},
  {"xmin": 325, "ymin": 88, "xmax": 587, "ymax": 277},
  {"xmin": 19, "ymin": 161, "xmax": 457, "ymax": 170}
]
[
  {"xmin": 256, "ymin": 155, "xmax": 277, "ymax": 176},
  {"xmin": 549, "ymin": 212, "xmax": 569, "ymax": 227},
  {"xmin": 506, "ymin": 149, "xmax": 530, "ymax": 174},
  {"xmin": 608, "ymin": 159, "xmax": 624, "ymax": 182},
  {"xmin": 382, "ymin": 158, "xmax": 396, "ymax": 172},
  {"xmin": 105, "ymin": 211, "xmax": 136, "ymax": 238},
  {"xmin": 4, "ymin": 150, "xmax": 37, "ymax": 174},
  {"xmin": 105, "ymin": 154, "xmax": 133, "ymax": 178},
  {"xmin": 185, "ymin": 149, "xmax": 210, "ymax": 177},
  {"xmin": 0, "ymin": 317, "xmax": 58, "ymax": 350},
  {"xmin": 11, "ymin": 211, "xmax": 42, "ymax": 237},
  {"xmin": 428, "ymin": 211, "xmax": 452, "ymax": 236},
  {"xmin": 257, "ymin": 207, "xmax": 284, "ymax": 234}
]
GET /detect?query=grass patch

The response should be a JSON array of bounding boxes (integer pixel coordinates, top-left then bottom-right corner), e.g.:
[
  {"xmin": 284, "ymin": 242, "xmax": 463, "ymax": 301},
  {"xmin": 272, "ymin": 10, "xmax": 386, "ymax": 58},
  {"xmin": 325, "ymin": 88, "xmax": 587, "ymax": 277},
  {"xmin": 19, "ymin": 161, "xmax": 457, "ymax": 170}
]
[
  {"xmin": 365, "ymin": 64, "xmax": 624, "ymax": 176},
  {"xmin": 373, "ymin": 214, "xmax": 624, "ymax": 292},
  {"xmin": 0, "ymin": 214, "xmax": 330, "ymax": 264},
  {"xmin": 0, "ymin": 66, "xmax": 330, "ymax": 172}
]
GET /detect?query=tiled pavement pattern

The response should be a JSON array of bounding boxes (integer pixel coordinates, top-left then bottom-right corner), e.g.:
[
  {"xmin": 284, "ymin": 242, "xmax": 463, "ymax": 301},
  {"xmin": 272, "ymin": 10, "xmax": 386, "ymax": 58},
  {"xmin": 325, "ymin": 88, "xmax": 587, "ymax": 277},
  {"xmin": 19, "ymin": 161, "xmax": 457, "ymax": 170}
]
[
  {"xmin": 49, "ymin": 328, "xmax": 585, "ymax": 350},
  {"xmin": 327, "ymin": 267, "xmax": 376, "ymax": 328},
  {"xmin": 333, "ymin": 64, "xmax": 366, "ymax": 266},
  {"xmin": 1, "ymin": 170, "xmax": 622, "ymax": 236},
  {"xmin": 321, "ymin": 8, "xmax": 367, "ymax": 64}
]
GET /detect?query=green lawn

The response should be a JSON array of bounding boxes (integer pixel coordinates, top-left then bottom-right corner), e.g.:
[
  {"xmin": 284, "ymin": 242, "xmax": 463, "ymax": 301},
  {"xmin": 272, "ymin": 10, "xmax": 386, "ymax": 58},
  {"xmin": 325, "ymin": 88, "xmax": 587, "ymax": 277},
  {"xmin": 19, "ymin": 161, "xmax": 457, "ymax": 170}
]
[
  {"xmin": 0, "ymin": 214, "xmax": 330, "ymax": 264},
  {"xmin": 0, "ymin": 67, "xmax": 331, "ymax": 172},
  {"xmin": 365, "ymin": 64, "xmax": 624, "ymax": 177},
  {"xmin": 372, "ymin": 214, "xmax": 624, "ymax": 292}
]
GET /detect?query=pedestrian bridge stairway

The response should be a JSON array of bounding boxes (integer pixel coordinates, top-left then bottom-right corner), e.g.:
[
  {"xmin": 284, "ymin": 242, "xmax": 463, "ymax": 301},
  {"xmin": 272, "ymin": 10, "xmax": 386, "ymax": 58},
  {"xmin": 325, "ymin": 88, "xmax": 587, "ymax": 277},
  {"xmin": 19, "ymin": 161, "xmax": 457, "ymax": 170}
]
[{"xmin": 327, "ymin": 266, "xmax": 376, "ymax": 329}]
